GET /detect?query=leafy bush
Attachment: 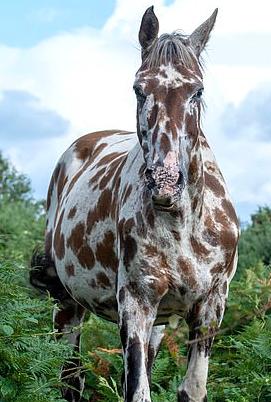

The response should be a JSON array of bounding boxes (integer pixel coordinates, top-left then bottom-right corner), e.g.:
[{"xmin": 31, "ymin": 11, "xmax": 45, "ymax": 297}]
[
  {"xmin": 238, "ymin": 206, "xmax": 271, "ymax": 276},
  {"xmin": 0, "ymin": 258, "xmax": 74, "ymax": 401},
  {"xmin": 0, "ymin": 152, "xmax": 72, "ymax": 402}
]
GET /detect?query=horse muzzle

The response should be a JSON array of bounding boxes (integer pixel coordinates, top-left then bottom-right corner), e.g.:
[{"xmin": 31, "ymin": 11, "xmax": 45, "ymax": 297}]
[{"xmin": 145, "ymin": 167, "xmax": 185, "ymax": 211}]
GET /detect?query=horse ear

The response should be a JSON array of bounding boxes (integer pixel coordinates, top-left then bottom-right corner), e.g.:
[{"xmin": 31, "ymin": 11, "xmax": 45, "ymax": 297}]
[
  {"xmin": 189, "ymin": 8, "xmax": 218, "ymax": 57},
  {"xmin": 139, "ymin": 6, "xmax": 159, "ymax": 51}
]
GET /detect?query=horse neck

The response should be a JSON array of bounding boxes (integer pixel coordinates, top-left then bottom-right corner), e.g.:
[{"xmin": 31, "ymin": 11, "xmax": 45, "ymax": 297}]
[{"xmin": 178, "ymin": 137, "xmax": 205, "ymax": 227}]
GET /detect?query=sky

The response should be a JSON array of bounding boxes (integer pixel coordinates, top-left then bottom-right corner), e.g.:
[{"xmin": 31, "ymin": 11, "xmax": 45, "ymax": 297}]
[{"xmin": 0, "ymin": 0, "xmax": 271, "ymax": 222}]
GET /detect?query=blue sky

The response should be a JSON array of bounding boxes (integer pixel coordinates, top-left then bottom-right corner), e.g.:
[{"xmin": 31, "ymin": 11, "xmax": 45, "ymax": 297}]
[
  {"xmin": 0, "ymin": 1, "xmax": 175, "ymax": 47},
  {"xmin": 0, "ymin": 0, "xmax": 271, "ymax": 222},
  {"xmin": 0, "ymin": 1, "xmax": 116, "ymax": 46}
]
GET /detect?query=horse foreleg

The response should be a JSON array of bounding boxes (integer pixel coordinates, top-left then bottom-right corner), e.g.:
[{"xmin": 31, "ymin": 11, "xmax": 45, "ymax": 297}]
[
  {"xmin": 54, "ymin": 297, "xmax": 86, "ymax": 402},
  {"xmin": 118, "ymin": 288, "xmax": 158, "ymax": 402},
  {"xmin": 178, "ymin": 288, "xmax": 227, "ymax": 402},
  {"xmin": 147, "ymin": 325, "xmax": 165, "ymax": 386}
]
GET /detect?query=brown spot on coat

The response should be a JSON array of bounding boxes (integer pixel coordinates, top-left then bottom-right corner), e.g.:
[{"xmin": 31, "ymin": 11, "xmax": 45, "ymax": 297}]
[
  {"xmin": 210, "ymin": 264, "xmax": 222, "ymax": 275},
  {"xmin": 54, "ymin": 210, "xmax": 65, "ymax": 260},
  {"xmin": 178, "ymin": 257, "xmax": 197, "ymax": 288},
  {"xmin": 68, "ymin": 206, "xmax": 77, "ymax": 220},
  {"xmin": 88, "ymin": 167, "xmax": 107, "ymax": 187},
  {"xmin": 65, "ymin": 263, "xmax": 75, "ymax": 276},
  {"xmin": 214, "ymin": 207, "xmax": 230, "ymax": 229},
  {"xmin": 192, "ymin": 197, "xmax": 199, "ymax": 212},
  {"xmin": 72, "ymin": 130, "xmax": 121, "ymax": 161},
  {"xmin": 160, "ymin": 133, "xmax": 171, "ymax": 155},
  {"xmin": 190, "ymin": 236, "xmax": 210, "ymax": 258},
  {"xmin": 123, "ymin": 235, "xmax": 137, "ymax": 267},
  {"xmin": 144, "ymin": 245, "xmax": 169, "ymax": 271},
  {"xmin": 77, "ymin": 245, "xmax": 95, "ymax": 269},
  {"xmin": 95, "ymin": 231, "xmax": 118, "ymax": 272},
  {"xmin": 57, "ymin": 164, "xmax": 68, "ymax": 201},
  {"xmin": 188, "ymin": 155, "xmax": 198, "ymax": 183},
  {"xmin": 204, "ymin": 172, "xmax": 225, "ymax": 198},
  {"xmin": 97, "ymin": 188, "xmax": 112, "ymax": 220},
  {"xmin": 172, "ymin": 230, "xmax": 181, "ymax": 241},
  {"xmin": 45, "ymin": 229, "xmax": 53, "ymax": 255},
  {"xmin": 124, "ymin": 218, "xmax": 135, "ymax": 234},
  {"xmin": 67, "ymin": 223, "xmax": 85, "ymax": 254},
  {"xmin": 99, "ymin": 159, "xmax": 121, "ymax": 190},
  {"xmin": 90, "ymin": 142, "xmax": 107, "ymax": 161},
  {"xmin": 226, "ymin": 253, "xmax": 237, "ymax": 278},
  {"xmin": 222, "ymin": 199, "xmax": 239, "ymax": 228},
  {"xmin": 86, "ymin": 208, "xmax": 99, "ymax": 234},
  {"xmin": 96, "ymin": 272, "xmax": 111, "ymax": 288},
  {"xmin": 96, "ymin": 152, "xmax": 126, "ymax": 168}
]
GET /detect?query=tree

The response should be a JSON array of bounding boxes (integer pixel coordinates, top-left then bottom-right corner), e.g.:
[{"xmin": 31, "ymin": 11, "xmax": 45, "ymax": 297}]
[
  {"xmin": 0, "ymin": 151, "xmax": 72, "ymax": 402},
  {"xmin": 0, "ymin": 151, "xmax": 45, "ymax": 262},
  {"xmin": 238, "ymin": 206, "xmax": 271, "ymax": 275},
  {"xmin": 0, "ymin": 151, "xmax": 32, "ymax": 204}
]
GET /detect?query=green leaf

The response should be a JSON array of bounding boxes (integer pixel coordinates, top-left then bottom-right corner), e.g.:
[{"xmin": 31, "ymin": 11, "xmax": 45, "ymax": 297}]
[{"xmin": 1, "ymin": 325, "xmax": 14, "ymax": 336}]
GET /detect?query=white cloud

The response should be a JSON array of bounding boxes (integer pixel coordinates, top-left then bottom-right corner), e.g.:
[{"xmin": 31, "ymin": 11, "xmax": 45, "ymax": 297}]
[{"xmin": 0, "ymin": 0, "xmax": 270, "ymax": 220}]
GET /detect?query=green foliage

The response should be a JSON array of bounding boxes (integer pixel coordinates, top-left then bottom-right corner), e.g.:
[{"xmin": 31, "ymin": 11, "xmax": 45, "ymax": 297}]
[
  {"xmin": 238, "ymin": 206, "xmax": 271, "ymax": 275},
  {"xmin": 0, "ymin": 258, "xmax": 73, "ymax": 402},
  {"xmin": 0, "ymin": 151, "xmax": 32, "ymax": 204},
  {"xmin": 0, "ymin": 198, "xmax": 45, "ymax": 263},
  {"xmin": 0, "ymin": 152, "xmax": 72, "ymax": 402},
  {"xmin": 209, "ymin": 318, "xmax": 271, "ymax": 402},
  {"xmin": 0, "ymin": 151, "xmax": 45, "ymax": 264},
  {"xmin": 96, "ymin": 377, "xmax": 124, "ymax": 402}
]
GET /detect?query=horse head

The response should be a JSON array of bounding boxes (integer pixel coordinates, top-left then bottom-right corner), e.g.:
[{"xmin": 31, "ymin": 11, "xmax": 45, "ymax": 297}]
[{"xmin": 135, "ymin": 6, "xmax": 217, "ymax": 211}]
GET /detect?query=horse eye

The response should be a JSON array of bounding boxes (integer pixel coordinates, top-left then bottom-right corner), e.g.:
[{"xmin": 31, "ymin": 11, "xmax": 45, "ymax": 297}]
[
  {"xmin": 192, "ymin": 88, "xmax": 204, "ymax": 101},
  {"xmin": 134, "ymin": 86, "xmax": 147, "ymax": 106}
]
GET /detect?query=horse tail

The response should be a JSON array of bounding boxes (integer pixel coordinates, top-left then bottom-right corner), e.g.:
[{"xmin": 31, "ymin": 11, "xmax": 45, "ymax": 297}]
[{"xmin": 30, "ymin": 248, "xmax": 68, "ymax": 301}]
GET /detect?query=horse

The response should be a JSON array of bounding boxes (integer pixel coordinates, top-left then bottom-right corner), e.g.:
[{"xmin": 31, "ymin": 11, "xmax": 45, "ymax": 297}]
[{"xmin": 30, "ymin": 6, "xmax": 239, "ymax": 402}]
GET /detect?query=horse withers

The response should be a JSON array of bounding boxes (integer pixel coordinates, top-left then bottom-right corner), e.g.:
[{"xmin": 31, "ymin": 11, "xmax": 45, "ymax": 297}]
[{"xmin": 30, "ymin": 7, "xmax": 239, "ymax": 402}]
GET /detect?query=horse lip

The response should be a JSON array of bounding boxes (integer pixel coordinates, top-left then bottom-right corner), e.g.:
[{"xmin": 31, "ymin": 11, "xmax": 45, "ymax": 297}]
[
  {"xmin": 152, "ymin": 194, "xmax": 175, "ymax": 211},
  {"xmin": 153, "ymin": 202, "xmax": 175, "ymax": 212}
]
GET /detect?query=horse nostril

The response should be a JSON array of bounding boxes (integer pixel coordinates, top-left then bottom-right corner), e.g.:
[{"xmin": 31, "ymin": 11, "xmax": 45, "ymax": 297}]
[
  {"xmin": 177, "ymin": 171, "xmax": 184, "ymax": 186},
  {"xmin": 145, "ymin": 168, "xmax": 155, "ymax": 190},
  {"xmin": 145, "ymin": 168, "xmax": 153, "ymax": 176}
]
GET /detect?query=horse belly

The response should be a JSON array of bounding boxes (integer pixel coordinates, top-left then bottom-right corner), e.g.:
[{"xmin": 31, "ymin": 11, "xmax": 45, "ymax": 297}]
[{"xmin": 54, "ymin": 211, "xmax": 119, "ymax": 322}]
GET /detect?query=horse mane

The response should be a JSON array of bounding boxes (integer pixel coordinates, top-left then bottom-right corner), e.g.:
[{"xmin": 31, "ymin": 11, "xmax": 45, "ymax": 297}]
[{"xmin": 144, "ymin": 32, "xmax": 204, "ymax": 71}]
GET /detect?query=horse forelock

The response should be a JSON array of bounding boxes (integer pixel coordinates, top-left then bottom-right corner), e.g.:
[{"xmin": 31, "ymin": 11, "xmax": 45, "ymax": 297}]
[{"xmin": 143, "ymin": 32, "xmax": 204, "ymax": 71}]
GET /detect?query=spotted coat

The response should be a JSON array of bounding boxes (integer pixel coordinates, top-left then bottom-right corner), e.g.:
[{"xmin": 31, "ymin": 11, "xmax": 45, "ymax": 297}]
[{"xmin": 34, "ymin": 7, "xmax": 239, "ymax": 402}]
